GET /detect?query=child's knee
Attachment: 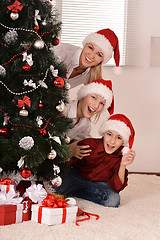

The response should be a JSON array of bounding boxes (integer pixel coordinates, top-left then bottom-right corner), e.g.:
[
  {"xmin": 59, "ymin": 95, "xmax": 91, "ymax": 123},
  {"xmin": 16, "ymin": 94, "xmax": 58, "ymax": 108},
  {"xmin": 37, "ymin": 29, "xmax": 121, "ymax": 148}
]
[{"xmin": 104, "ymin": 192, "xmax": 120, "ymax": 208}]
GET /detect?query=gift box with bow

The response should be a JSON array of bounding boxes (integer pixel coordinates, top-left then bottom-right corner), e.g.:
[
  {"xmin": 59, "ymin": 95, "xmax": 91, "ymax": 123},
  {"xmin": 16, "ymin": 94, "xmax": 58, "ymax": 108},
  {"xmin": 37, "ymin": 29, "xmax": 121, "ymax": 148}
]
[
  {"xmin": 0, "ymin": 178, "xmax": 15, "ymax": 194},
  {"xmin": 31, "ymin": 194, "xmax": 78, "ymax": 226}
]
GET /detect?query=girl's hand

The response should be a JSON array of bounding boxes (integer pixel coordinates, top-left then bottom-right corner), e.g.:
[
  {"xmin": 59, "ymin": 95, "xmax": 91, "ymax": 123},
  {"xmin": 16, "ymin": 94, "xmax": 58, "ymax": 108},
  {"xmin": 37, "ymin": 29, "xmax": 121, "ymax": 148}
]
[
  {"xmin": 69, "ymin": 140, "xmax": 92, "ymax": 159},
  {"xmin": 121, "ymin": 149, "xmax": 136, "ymax": 166}
]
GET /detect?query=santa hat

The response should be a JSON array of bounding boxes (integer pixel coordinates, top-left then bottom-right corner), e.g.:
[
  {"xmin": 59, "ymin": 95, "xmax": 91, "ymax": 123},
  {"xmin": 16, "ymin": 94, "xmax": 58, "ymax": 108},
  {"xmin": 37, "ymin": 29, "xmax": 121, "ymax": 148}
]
[
  {"xmin": 82, "ymin": 28, "xmax": 121, "ymax": 75},
  {"xmin": 77, "ymin": 79, "xmax": 114, "ymax": 114},
  {"xmin": 99, "ymin": 114, "xmax": 135, "ymax": 154}
]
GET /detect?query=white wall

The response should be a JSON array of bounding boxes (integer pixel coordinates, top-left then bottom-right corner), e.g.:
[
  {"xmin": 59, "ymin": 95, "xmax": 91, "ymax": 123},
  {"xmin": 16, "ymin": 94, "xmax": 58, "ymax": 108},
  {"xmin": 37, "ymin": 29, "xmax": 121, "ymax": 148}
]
[
  {"xmin": 69, "ymin": 0, "xmax": 160, "ymax": 173},
  {"xmin": 102, "ymin": 0, "xmax": 160, "ymax": 173}
]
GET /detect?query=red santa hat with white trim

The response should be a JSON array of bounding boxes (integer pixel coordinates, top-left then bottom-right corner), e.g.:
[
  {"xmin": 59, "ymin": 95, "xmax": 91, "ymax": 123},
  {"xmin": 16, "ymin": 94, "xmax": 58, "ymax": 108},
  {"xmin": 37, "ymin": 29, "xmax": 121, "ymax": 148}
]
[
  {"xmin": 77, "ymin": 79, "xmax": 114, "ymax": 115},
  {"xmin": 82, "ymin": 28, "xmax": 121, "ymax": 75},
  {"xmin": 99, "ymin": 114, "xmax": 135, "ymax": 154}
]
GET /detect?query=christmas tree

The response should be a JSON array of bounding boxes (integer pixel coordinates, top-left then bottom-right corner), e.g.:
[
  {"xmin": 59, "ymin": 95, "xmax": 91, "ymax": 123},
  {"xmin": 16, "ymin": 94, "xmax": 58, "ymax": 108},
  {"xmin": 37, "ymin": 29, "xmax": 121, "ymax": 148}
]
[{"xmin": 0, "ymin": 0, "xmax": 72, "ymax": 181}]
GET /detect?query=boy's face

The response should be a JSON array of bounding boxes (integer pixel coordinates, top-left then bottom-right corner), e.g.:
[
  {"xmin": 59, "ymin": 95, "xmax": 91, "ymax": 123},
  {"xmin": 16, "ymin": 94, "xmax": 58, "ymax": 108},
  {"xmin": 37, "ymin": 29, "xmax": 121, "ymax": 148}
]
[
  {"xmin": 103, "ymin": 130, "xmax": 123, "ymax": 154},
  {"xmin": 78, "ymin": 94, "xmax": 105, "ymax": 118},
  {"xmin": 80, "ymin": 43, "xmax": 104, "ymax": 68}
]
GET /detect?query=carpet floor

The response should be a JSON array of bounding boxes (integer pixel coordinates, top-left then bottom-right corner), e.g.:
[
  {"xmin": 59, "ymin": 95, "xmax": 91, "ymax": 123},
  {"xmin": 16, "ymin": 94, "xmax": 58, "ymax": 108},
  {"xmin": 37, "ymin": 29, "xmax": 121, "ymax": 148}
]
[{"xmin": 0, "ymin": 174, "xmax": 160, "ymax": 240}]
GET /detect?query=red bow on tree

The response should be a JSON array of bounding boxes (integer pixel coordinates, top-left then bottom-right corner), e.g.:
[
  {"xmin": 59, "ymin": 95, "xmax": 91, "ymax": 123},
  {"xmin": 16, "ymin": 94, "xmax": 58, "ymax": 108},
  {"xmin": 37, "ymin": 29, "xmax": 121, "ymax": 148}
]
[
  {"xmin": 7, "ymin": 0, "xmax": 23, "ymax": 13},
  {"xmin": 17, "ymin": 95, "xmax": 31, "ymax": 108}
]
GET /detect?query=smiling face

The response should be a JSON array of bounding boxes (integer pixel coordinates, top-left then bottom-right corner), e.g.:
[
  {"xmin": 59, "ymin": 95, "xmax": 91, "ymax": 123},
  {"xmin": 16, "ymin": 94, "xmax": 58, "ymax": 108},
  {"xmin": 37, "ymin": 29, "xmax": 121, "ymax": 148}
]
[
  {"xmin": 77, "ymin": 94, "xmax": 106, "ymax": 119},
  {"xmin": 103, "ymin": 130, "xmax": 123, "ymax": 154},
  {"xmin": 79, "ymin": 43, "xmax": 104, "ymax": 69}
]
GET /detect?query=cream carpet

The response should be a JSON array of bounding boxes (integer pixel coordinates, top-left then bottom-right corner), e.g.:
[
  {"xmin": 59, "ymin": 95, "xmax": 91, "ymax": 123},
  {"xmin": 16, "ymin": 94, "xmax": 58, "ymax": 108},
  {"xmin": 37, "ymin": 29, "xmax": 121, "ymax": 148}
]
[{"xmin": 0, "ymin": 174, "xmax": 160, "ymax": 240}]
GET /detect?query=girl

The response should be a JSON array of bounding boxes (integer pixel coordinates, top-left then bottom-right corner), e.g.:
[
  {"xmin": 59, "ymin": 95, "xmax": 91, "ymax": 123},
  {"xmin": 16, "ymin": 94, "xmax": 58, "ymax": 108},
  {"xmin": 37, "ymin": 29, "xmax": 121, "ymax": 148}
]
[
  {"xmin": 52, "ymin": 28, "xmax": 120, "ymax": 88},
  {"xmin": 55, "ymin": 114, "xmax": 136, "ymax": 208},
  {"xmin": 63, "ymin": 78, "xmax": 114, "ymax": 158}
]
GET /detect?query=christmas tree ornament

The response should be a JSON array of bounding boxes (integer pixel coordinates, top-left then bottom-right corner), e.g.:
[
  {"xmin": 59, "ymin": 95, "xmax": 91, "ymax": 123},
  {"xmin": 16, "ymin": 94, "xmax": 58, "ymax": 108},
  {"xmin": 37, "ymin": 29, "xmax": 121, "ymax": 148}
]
[
  {"xmin": 22, "ymin": 52, "xmax": 33, "ymax": 68},
  {"xmin": 34, "ymin": 25, "xmax": 39, "ymax": 31},
  {"xmin": 56, "ymin": 101, "xmax": 65, "ymax": 112},
  {"xmin": 54, "ymin": 77, "xmax": 64, "ymax": 88},
  {"xmin": 17, "ymin": 156, "xmax": 25, "ymax": 168},
  {"xmin": 39, "ymin": 100, "xmax": 43, "ymax": 108},
  {"xmin": 0, "ymin": 65, "xmax": 6, "ymax": 77},
  {"xmin": 19, "ymin": 136, "xmax": 34, "ymax": 150},
  {"xmin": 50, "ymin": 65, "xmax": 58, "ymax": 77},
  {"xmin": 42, "ymin": 18, "xmax": 47, "ymax": 26},
  {"xmin": 36, "ymin": 116, "xmax": 43, "ymax": 127},
  {"xmin": 22, "ymin": 63, "xmax": 31, "ymax": 71},
  {"xmin": 3, "ymin": 115, "xmax": 9, "ymax": 126},
  {"xmin": 23, "ymin": 79, "xmax": 36, "ymax": 89},
  {"xmin": 20, "ymin": 168, "xmax": 31, "ymax": 178},
  {"xmin": 50, "ymin": 176, "xmax": 62, "ymax": 187},
  {"xmin": 53, "ymin": 164, "xmax": 60, "ymax": 175},
  {"xmin": 0, "ymin": 127, "xmax": 8, "ymax": 137},
  {"xmin": 7, "ymin": 0, "xmax": 24, "ymax": 20},
  {"xmin": 52, "ymin": 37, "xmax": 59, "ymax": 46},
  {"xmin": 48, "ymin": 149, "xmax": 57, "ymax": 159},
  {"xmin": 38, "ymin": 80, "xmax": 48, "ymax": 89},
  {"xmin": 65, "ymin": 82, "xmax": 71, "ymax": 90},
  {"xmin": 19, "ymin": 106, "xmax": 28, "ymax": 116},
  {"xmin": 34, "ymin": 40, "xmax": 44, "ymax": 49},
  {"xmin": 10, "ymin": 12, "xmax": 19, "ymax": 20},
  {"xmin": 17, "ymin": 95, "xmax": 31, "ymax": 108},
  {"xmin": 34, "ymin": 10, "xmax": 41, "ymax": 31},
  {"xmin": 4, "ymin": 30, "xmax": 18, "ymax": 45},
  {"xmin": 65, "ymin": 135, "xmax": 70, "ymax": 144},
  {"xmin": 39, "ymin": 128, "xmax": 47, "ymax": 136}
]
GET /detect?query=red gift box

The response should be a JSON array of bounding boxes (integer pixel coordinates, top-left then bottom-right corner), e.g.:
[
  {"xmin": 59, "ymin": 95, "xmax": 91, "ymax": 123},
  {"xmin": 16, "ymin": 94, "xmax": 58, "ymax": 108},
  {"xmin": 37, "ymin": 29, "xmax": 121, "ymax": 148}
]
[{"xmin": 0, "ymin": 201, "xmax": 32, "ymax": 226}]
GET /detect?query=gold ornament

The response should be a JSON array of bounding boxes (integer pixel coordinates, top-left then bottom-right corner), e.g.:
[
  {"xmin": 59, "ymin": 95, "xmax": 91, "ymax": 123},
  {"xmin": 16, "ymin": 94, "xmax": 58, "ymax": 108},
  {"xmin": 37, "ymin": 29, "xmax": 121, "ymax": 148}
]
[
  {"xmin": 56, "ymin": 102, "xmax": 65, "ymax": 112},
  {"xmin": 10, "ymin": 12, "xmax": 19, "ymax": 20},
  {"xmin": 19, "ymin": 107, "xmax": 28, "ymax": 117}
]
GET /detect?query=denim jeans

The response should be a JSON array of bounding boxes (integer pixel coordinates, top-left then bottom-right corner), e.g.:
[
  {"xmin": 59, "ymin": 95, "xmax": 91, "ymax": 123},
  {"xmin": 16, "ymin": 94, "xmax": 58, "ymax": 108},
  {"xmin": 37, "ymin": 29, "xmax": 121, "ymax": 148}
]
[{"xmin": 55, "ymin": 166, "xmax": 120, "ymax": 208}]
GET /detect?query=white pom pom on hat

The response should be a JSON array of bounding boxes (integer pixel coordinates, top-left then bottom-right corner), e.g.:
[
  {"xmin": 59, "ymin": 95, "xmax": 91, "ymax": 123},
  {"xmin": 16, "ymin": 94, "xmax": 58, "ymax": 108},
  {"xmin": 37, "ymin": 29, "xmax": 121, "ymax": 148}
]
[
  {"xmin": 99, "ymin": 114, "xmax": 135, "ymax": 155},
  {"xmin": 77, "ymin": 79, "xmax": 114, "ymax": 115},
  {"xmin": 82, "ymin": 28, "xmax": 121, "ymax": 74}
]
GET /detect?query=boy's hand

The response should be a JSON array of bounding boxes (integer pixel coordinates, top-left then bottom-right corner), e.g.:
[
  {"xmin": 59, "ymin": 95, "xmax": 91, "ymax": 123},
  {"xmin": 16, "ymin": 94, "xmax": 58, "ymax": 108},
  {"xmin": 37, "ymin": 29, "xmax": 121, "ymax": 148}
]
[
  {"xmin": 69, "ymin": 140, "xmax": 92, "ymax": 159},
  {"xmin": 121, "ymin": 149, "xmax": 136, "ymax": 166}
]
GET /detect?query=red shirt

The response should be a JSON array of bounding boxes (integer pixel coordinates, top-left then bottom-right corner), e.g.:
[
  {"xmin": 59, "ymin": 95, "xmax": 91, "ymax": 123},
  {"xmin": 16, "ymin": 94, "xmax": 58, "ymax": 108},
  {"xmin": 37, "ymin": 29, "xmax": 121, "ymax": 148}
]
[{"xmin": 71, "ymin": 138, "xmax": 128, "ymax": 193}]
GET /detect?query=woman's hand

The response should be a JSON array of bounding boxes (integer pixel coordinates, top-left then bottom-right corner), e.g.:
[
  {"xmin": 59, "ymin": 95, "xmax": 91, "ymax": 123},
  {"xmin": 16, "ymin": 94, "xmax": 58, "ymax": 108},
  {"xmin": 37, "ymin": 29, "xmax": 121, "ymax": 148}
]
[
  {"xmin": 121, "ymin": 149, "xmax": 136, "ymax": 166},
  {"xmin": 69, "ymin": 140, "xmax": 92, "ymax": 159}
]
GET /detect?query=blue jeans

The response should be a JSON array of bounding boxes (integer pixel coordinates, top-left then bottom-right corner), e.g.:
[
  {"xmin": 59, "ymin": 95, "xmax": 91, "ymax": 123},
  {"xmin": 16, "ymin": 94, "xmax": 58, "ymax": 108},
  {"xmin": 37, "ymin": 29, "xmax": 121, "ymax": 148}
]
[{"xmin": 55, "ymin": 166, "xmax": 120, "ymax": 208}]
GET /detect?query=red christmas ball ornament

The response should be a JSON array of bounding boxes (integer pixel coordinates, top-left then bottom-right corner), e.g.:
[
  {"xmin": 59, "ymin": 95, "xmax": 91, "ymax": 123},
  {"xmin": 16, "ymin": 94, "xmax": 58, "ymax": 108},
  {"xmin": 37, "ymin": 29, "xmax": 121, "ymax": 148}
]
[
  {"xmin": 0, "ymin": 127, "xmax": 8, "ymax": 137},
  {"xmin": 34, "ymin": 25, "xmax": 39, "ymax": 31},
  {"xmin": 54, "ymin": 77, "xmax": 64, "ymax": 88},
  {"xmin": 39, "ymin": 101, "xmax": 43, "ymax": 108},
  {"xmin": 39, "ymin": 128, "xmax": 47, "ymax": 136},
  {"xmin": 53, "ymin": 38, "xmax": 59, "ymax": 46},
  {"xmin": 20, "ymin": 168, "xmax": 31, "ymax": 178},
  {"xmin": 22, "ymin": 63, "xmax": 31, "ymax": 71}
]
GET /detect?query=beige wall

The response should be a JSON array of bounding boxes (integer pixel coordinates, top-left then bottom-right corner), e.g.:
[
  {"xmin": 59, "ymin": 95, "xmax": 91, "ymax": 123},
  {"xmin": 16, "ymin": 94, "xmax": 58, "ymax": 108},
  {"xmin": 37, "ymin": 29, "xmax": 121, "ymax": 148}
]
[{"xmin": 69, "ymin": 0, "xmax": 160, "ymax": 173}]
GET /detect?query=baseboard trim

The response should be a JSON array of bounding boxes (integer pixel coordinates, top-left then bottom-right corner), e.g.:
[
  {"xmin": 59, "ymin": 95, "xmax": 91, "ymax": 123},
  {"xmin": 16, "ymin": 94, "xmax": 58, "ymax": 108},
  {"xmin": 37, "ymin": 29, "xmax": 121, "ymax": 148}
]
[{"xmin": 129, "ymin": 172, "xmax": 160, "ymax": 176}]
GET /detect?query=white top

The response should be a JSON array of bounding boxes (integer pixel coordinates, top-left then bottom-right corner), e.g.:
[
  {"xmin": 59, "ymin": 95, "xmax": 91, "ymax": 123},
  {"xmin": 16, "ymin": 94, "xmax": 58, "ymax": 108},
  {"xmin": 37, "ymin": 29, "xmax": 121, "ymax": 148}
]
[
  {"xmin": 52, "ymin": 43, "xmax": 90, "ymax": 88},
  {"xmin": 63, "ymin": 100, "xmax": 91, "ymax": 141}
]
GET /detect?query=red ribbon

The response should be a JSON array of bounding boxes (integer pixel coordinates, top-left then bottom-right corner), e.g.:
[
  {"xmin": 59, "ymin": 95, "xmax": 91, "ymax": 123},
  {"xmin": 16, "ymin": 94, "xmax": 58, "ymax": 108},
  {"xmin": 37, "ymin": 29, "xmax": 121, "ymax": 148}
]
[
  {"xmin": 76, "ymin": 208, "xmax": 100, "ymax": 226},
  {"xmin": 0, "ymin": 177, "xmax": 14, "ymax": 193},
  {"xmin": 38, "ymin": 194, "xmax": 69, "ymax": 224},
  {"xmin": 7, "ymin": 0, "xmax": 23, "ymax": 13},
  {"xmin": 17, "ymin": 95, "xmax": 31, "ymax": 108}
]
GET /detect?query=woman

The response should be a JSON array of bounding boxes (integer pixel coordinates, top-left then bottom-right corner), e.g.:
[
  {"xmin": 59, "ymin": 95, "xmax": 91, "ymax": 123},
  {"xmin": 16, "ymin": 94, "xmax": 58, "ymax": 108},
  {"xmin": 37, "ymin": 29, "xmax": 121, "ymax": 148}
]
[{"xmin": 51, "ymin": 28, "xmax": 120, "ymax": 88}]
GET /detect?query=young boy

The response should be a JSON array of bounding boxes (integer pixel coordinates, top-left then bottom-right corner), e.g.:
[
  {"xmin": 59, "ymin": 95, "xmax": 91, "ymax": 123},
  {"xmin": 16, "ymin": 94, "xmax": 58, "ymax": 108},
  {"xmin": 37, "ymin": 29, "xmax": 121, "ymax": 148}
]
[{"xmin": 55, "ymin": 113, "xmax": 136, "ymax": 208}]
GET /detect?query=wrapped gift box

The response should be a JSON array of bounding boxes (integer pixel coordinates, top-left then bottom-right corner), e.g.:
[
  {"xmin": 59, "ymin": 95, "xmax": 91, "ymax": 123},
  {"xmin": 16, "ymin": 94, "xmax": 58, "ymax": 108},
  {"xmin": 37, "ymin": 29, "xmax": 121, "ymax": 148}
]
[
  {"xmin": 31, "ymin": 204, "xmax": 78, "ymax": 226},
  {"xmin": 0, "ymin": 178, "xmax": 15, "ymax": 194},
  {"xmin": 0, "ymin": 201, "xmax": 32, "ymax": 226}
]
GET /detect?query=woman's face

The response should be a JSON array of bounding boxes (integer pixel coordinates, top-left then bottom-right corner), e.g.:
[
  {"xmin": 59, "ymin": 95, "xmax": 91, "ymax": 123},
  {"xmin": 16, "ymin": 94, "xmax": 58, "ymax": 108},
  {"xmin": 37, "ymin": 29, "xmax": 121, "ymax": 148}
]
[
  {"xmin": 77, "ymin": 94, "xmax": 105, "ymax": 119},
  {"xmin": 79, "ymin": 43, "xmax": 104, "ymax": 69}
]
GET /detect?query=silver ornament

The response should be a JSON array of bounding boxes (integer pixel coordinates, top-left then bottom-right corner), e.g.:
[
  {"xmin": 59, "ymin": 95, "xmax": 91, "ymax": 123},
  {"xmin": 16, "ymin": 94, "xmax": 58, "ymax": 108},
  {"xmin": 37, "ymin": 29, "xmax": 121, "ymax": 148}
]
[
  {"xmin": 48, "ymin": 149, "xmax": 57, "ymax": 159},
  {"xmin": 50, "ymin": 176, "xmax": 62, "ymax": 187},
  {"xmin": 0, "ymin": 65, "xmax": 6, "ymax": 77},
  {"xmin": 65, "ymin": 82, "xmax": 71, "ymax": 90},
  {"xmin": 19, "ymin": 107, "xmax": 28, "ymax": 117},
  {"xmin": 65, "ymin": 135, "xmax": 70, "ymax": 144},
  {"xmin": 10, "ymin": 12, "xmax": 19, "ymax": 20},
  {"xmin": 56, "ymin": 101, "xmax": 65, "ymax": 112},
  {"xmin": 4, "ymin": 30, "xmax": 18, "ymax": 45},
  {"xmin": 19, "ymin": 136, "xmax": 34, "ymax": 150},
  {"xmin": 53, "ymin": 164, "xmax": 60, "ymax": 175},
  {"xmin": 34, "ymin": 40, "xmax": 44, "ymax": 49}
]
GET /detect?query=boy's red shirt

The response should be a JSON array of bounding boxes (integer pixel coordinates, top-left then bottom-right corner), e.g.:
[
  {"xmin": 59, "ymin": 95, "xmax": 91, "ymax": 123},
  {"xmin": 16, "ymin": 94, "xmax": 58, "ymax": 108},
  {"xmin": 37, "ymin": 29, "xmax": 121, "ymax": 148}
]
[{"xmin": 70, "ymin": 138, "xmax": 128, "ymax": 192}]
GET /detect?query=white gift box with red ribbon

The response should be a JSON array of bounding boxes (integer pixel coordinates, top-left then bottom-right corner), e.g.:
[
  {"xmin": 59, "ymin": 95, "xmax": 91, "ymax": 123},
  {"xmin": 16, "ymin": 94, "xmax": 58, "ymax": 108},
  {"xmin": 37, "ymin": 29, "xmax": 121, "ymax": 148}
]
[{"xmin": 31, "ymin": 204, "xmax": 78, "ymax": 225}]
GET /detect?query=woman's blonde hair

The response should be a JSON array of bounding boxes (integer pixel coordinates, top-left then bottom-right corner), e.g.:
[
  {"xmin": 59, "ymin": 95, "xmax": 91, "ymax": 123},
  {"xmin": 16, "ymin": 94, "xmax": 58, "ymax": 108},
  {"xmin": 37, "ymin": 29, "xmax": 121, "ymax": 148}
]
[{"xmin": 87, "ymin": 63, "xmax": 103, "ymax": 84}]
